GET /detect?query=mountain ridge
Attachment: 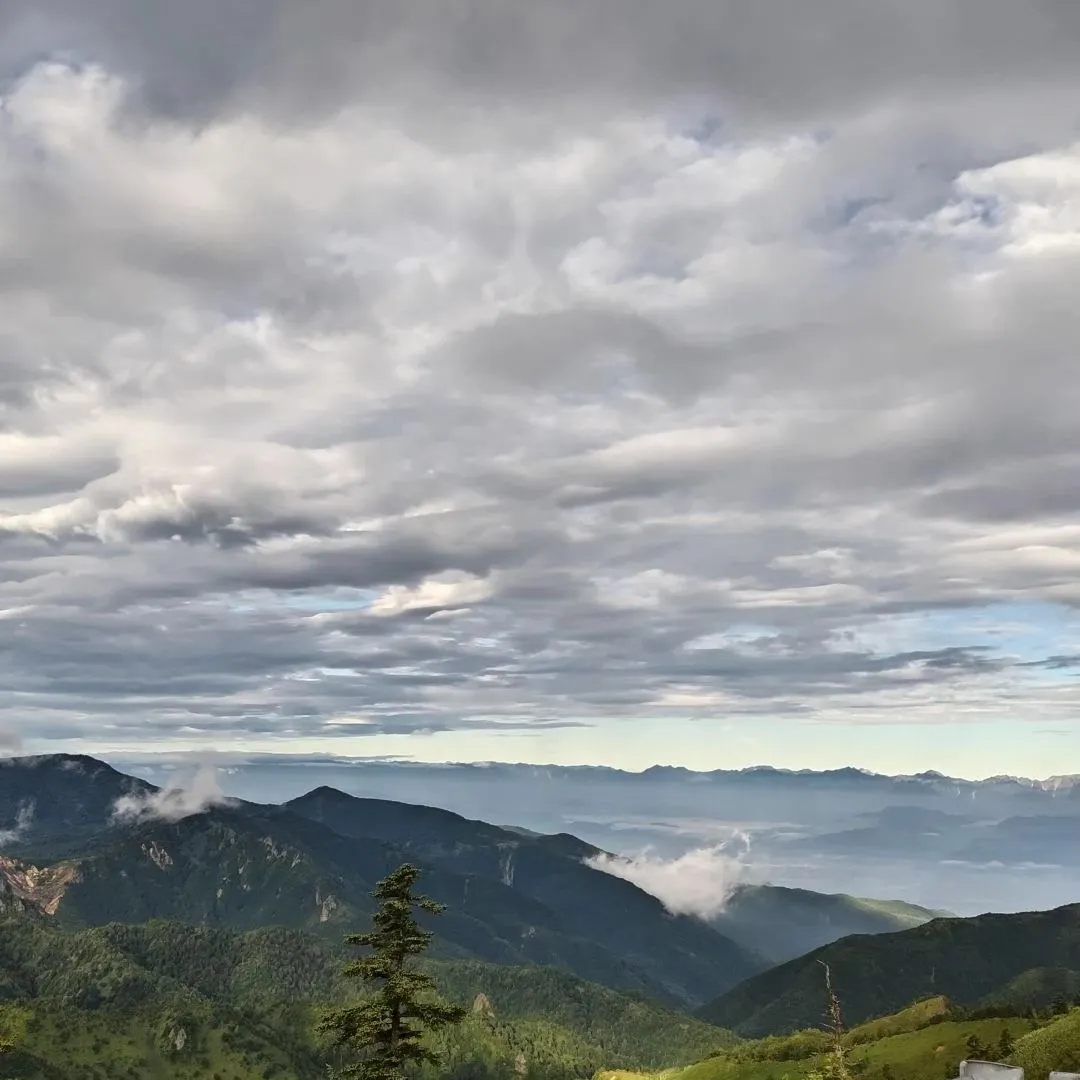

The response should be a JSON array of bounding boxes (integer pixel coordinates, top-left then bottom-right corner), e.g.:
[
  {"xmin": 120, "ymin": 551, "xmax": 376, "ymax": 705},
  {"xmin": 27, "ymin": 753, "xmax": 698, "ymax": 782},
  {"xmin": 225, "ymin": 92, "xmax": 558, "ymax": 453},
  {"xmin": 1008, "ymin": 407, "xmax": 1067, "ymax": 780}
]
[
  {"xmin": 697, "ymin": 901, "xmax": 1080, "ymax": 1036},
  {"xmin": 86, "ymin": 751, "xmax": 1080, "ymax": 787},
  {"xmin": 0, "ymin": 759, "xmax": 767, "ymax": 1006},
  {"xmin": 0, "ymin": 913, "xmax": 736, "ymax": 1078},
  {"xmin": 0, "ymin": 752, "xmax": 1039, "ymax": 1016}
]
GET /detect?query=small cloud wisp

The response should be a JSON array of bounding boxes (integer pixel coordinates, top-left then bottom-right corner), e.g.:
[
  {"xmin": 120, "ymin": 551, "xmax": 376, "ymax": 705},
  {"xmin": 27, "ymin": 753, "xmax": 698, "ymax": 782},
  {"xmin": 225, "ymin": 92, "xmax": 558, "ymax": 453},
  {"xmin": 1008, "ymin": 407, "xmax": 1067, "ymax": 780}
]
[
  {"xmin": 0, "ymin": 802, "xmax": 35, "ymax": 846},
  {"xmin": 112, "ymin": 757, "xmax": 234, "ymax": 824}
]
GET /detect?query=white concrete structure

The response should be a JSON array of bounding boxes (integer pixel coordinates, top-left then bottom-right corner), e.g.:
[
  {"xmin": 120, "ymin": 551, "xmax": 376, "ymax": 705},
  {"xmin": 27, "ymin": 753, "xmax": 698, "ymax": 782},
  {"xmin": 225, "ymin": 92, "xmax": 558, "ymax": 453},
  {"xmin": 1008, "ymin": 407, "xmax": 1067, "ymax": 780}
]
[{"xmin": 957, "ymin": 1061, "xmax": 1024, "ymax": 1080}]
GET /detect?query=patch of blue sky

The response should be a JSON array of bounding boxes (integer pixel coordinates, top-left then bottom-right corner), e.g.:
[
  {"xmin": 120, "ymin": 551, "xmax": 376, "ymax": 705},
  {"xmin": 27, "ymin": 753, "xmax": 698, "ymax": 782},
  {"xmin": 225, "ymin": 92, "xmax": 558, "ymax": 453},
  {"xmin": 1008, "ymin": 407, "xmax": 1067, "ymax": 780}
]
[
  {"xmin": 670, "ymin": 101, "xmax": 829, "ymax": 154},
  {"xmin": 684, "ymin": 623, "xmax": 779, "ymax": 651},
  {"xmin": 681, "ymin": 111, "xmax": 723, "ymax": 145},
  {"xmin": 962, "ymin": 192, "xmax": 1003, "ymax": 227},
  {"xmin": 866, "ymin": 601, "xmax": 1080, "ymax": 680},
  {"xmin": 930, "ymin": 602, "xmax": 1078, "ymax": 659},
  {"xmin": 834, "ymin": 195, "xmax": 890, "ymax": 227},
  {"xmin": 279, "ymin": 591, "xmax": 376, "ymax": 613},
  {"xmin": 0, "ymin": 49, "xmax": 79, "ymax": 92},
  {"xmin": 225, "ymin": 590, "xmax": 376, "ymax": 615},
  {"xmin": 663, "ymin": 93, "xmax": 720, "ymax": 141}
]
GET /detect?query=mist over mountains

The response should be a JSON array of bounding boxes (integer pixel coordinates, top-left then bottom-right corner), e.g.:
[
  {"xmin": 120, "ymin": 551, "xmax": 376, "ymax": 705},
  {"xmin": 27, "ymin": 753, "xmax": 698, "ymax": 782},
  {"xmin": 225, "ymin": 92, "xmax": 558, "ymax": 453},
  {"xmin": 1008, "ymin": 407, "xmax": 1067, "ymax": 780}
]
[
  {"xmin": 0, "ymin": 752, "xmax": 966, "ymax": 1001},
  {"xmin": 109, "ymin": 755, "xmax": 1080, "ymax": 916}
]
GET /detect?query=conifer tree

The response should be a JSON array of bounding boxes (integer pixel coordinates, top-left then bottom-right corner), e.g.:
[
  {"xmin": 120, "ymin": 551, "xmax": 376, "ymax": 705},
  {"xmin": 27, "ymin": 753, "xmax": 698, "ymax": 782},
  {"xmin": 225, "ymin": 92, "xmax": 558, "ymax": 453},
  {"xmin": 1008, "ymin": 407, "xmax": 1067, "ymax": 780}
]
[
  {"xmin": 319, "ymin": 863, "xmax": 466, "ymax": 1080},
  {"xmin": 997, "ymin": 1028, "xmax": 1014, "ymax": 1059}
]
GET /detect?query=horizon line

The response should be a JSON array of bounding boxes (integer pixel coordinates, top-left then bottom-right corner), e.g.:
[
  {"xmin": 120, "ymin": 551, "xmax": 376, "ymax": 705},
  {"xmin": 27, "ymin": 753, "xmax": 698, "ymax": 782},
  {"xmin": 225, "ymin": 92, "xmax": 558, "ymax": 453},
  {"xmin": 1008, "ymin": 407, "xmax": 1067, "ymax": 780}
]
[{"xmin": 9, "ymin": 750, "xmax": 1078, "ymax": 788}]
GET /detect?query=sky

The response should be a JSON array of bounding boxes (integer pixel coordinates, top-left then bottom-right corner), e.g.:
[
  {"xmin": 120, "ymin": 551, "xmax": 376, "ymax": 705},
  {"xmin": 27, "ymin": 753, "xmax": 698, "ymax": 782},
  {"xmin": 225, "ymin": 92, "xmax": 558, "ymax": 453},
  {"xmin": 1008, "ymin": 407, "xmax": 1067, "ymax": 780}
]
[{"xmin": 1, "ymin": 3, "xmax": 1080, "ymax": 778}]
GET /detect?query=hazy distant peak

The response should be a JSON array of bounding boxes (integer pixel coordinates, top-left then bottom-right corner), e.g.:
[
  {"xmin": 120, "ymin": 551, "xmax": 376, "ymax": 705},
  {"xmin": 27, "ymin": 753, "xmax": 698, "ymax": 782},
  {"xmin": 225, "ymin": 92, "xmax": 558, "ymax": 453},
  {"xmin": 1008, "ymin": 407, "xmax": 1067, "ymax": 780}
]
[
  {"xmin": 290, "ymin": 785, "xmax": 352, "ymax": 803},
  {"xmin": 0, "ymin": 753, "xmax": 137, "ymax": 778}
]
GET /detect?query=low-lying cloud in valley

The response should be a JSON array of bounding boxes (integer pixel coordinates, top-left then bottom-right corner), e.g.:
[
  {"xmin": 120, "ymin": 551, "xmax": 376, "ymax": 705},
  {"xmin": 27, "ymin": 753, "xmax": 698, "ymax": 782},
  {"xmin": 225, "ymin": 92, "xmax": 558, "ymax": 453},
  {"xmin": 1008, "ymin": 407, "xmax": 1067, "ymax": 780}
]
[
  {"xmin": 0, "ymin": 802, "xmax": 35, "ymax": 846},
  {"xmin": 586, "ymin": 843, "xmax": 750, "ymax": 920}
]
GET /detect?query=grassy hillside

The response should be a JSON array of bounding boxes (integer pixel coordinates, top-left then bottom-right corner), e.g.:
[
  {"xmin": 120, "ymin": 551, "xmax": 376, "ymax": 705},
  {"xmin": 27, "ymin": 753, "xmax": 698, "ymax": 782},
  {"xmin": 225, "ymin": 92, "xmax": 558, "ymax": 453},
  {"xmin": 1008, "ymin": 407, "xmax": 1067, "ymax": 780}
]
[
  {"xmin": 845, "ymin": 1016, "xmax": 1034, "ymax": 1080},
  {"xmin": 600, "ymin": 999, "xmax": 1052, "ymax": 1080},
  {"xmin": 1011, "ymin": 1007, "xmax": 1080, "ymax": 1079},
  {"xmin": 698, "ymin": 902, "xmax": 1080, "ymax": 1035},
  {"xmin": 846, "ymin": 896, "xmax": 951, "ymax": 928}
]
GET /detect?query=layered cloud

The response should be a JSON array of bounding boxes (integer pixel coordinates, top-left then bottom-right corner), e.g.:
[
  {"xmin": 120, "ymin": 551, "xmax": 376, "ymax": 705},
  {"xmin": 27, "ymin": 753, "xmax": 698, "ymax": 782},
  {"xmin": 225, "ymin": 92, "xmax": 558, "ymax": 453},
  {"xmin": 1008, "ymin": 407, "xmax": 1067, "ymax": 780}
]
[{"xmin": 0, "ymin": 5, "xmax": 1079, "ymax": 761}]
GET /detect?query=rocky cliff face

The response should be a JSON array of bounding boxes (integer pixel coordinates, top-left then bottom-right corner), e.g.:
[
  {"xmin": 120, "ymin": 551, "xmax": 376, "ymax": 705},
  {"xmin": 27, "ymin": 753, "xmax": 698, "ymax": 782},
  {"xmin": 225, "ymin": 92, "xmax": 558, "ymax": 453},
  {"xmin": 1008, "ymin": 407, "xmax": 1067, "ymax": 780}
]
[{"xmin": 0, "ymin": 855, "xmax": 78, "ymax": 915}]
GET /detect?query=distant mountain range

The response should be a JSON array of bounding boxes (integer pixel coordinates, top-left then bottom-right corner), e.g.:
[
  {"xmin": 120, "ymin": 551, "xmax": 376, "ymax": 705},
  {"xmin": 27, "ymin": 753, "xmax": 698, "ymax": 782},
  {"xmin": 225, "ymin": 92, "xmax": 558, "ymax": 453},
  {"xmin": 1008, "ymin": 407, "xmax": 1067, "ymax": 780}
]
[
  {"xmin": 119, "ymin": 756, "xmax": 1080, "ymax": 814},
  {"xmin": 0, "ymin": 754, "xmax": 762, "ymax": 1007},
  {"xmin": 2, "ymin": 753, "xmax": 1080, "ymax": 1077},
  {"xmin": 0, "ymin": 753, "xmax": 954, "ymax": 1009},
  {"xmin": 135, "ymin": 754, "xmax": 1080, "ymax": 915}
]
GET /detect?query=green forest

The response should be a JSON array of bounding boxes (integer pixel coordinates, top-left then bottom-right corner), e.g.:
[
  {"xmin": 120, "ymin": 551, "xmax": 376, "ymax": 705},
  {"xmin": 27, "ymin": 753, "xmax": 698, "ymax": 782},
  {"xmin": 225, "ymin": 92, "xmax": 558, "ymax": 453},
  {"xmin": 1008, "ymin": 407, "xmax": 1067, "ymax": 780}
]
[{"xmin": 0, "ymin": 863, "xmax": 1077, "ymax": 1080}]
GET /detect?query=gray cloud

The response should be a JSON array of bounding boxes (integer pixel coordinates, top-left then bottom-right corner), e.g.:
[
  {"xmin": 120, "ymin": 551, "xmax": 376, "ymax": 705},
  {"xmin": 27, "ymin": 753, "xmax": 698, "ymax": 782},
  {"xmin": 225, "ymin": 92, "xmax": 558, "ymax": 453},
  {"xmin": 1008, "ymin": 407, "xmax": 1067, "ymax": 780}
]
[
  {"xmin": 6, "ymin": 1, "xmax": 1080, "ymax": 134},
  {"xmin": 0, "ymin": 2, "xmax": 1078, "ymax": 758}
]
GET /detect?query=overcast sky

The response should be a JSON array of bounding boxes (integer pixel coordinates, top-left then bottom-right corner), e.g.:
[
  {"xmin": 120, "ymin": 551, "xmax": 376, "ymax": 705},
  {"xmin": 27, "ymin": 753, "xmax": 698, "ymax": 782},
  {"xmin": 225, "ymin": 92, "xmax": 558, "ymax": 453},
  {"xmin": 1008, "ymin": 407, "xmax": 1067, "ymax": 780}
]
[{"xmin": 1, "ymin": 2, "xmax": 1080, "ymax": 778}]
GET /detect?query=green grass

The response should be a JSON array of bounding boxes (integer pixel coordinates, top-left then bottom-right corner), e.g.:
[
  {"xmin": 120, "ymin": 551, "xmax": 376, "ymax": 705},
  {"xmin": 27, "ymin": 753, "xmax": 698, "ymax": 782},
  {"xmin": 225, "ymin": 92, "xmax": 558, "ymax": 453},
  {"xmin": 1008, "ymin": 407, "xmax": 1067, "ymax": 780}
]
[
  {"xmin": 845, "ymin": 996, "xmax": 952, "ymax": 1044},
  {"xmin": 599, "ymin": 1001, "xmax": 1041, "ymax": 1080},
  {"xmin": 1010, "ymin": 1006, "xmax": 1080, "ymax": 1080},
  {"xmin": 847, "ymin": 1017, "xmax": 1036, "ymax": 1080},
  {"xmin": 847, "ymin": 897, "xmax": 951, "ymax": 928}
]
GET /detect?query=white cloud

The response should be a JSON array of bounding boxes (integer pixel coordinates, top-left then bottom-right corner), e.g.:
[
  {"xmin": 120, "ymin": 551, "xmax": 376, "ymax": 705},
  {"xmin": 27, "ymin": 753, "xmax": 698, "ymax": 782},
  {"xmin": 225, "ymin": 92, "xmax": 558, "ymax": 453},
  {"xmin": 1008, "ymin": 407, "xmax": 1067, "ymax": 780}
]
[
  {"xmin": 0, "ymin": 8, "xmax": 1078, "ymax": 767},
  {"xmin": 585, "ymin": 844, "xmax": 750, "ymax": 919},
  {"xmin": 366, "ymin": 572, "xmax": 497, "ymax": 618},
  {"xmin": 112, "ymin": 758, "xmax": 234, "ymax": 824},
  {"xmin": 0, "ymin": 802, "xmax": 34, "ymax": 846}
]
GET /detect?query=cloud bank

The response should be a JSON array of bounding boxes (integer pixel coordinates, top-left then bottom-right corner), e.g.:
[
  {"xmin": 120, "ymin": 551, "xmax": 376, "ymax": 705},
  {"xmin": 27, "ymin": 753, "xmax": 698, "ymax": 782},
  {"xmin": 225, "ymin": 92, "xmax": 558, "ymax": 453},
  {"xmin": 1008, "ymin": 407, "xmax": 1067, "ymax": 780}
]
[{"xmin": 0, "ymin": 4, "xmax": 1078, "ymax": 764}]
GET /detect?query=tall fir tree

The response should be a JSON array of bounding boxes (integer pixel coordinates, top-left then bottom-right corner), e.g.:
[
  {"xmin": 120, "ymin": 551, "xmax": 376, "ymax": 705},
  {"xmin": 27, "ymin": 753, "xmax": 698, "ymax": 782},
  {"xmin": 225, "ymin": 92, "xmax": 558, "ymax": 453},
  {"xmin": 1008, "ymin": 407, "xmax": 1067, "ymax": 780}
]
[{"xmin": 319, "ymin": 863, "xmax": 467, "ymax": 1080}]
